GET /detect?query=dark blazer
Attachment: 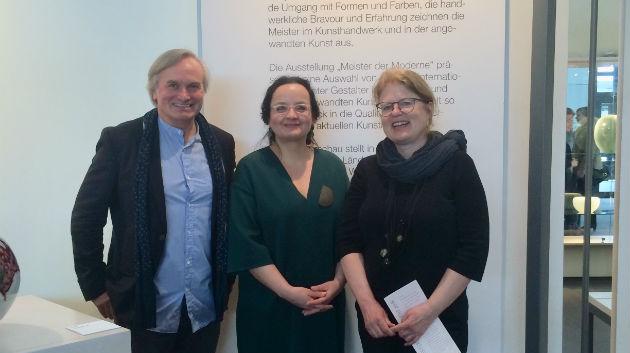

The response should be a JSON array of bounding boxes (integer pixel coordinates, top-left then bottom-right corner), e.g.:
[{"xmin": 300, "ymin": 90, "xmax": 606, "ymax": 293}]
[{"xmin": 71, "ymin": 109, "xmax": 235, "ymax": 328}]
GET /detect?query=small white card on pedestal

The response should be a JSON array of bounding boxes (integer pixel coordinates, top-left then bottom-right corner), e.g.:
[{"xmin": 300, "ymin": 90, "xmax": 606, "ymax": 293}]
[{"xmin": 67, "ymin": 320, "xmax": 121, "ymax": 335}]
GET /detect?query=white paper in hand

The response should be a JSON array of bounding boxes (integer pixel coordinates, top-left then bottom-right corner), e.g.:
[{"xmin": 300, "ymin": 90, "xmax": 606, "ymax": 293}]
[{"xmin": 384, "ymin": 280, "xmax": 461, "ymax": 353}]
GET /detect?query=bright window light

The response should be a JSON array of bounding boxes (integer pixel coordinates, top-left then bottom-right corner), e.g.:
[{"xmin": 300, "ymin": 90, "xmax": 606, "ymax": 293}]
[{"xmin": 597, "ymin": 65, "xmax": 615, "ymax": 73}]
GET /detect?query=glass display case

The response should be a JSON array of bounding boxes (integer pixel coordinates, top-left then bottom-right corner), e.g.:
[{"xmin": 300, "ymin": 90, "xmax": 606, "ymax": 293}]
[{"xmin": 562, "ymin": 0, "xmax": 620, "ymax": 351}]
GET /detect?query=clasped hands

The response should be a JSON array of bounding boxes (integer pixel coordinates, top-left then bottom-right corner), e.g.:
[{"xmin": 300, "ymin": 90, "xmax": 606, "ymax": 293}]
[
  {"xmin": 282, "ymin": 278, "xmax": 343, "ymax": 316},
  {"xmin": 361, "ymin": 299, "xmax": 439, "ymax": 346}
]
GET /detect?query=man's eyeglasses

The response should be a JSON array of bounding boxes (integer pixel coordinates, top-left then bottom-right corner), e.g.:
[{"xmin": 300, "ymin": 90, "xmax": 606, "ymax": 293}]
[
  {"xmin": 376, "ymin": 98, "xmax": 429, "ymax": 117},
  {"xmin": 271, "ymin": 104, "xmax": 310, "ymax": 115}
]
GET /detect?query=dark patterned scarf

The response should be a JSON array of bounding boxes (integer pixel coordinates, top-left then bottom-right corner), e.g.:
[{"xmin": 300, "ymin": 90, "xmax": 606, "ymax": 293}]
[
  {"xmin": 376, "ymin": 130, "xmax": 467, "ymax": 183},
  {"xmin": 133, "ymin": 109, "xmax": 228, "ymax": 328}
]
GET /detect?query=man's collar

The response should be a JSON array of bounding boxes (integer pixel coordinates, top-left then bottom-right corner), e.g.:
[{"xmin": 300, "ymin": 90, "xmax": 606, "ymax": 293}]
[{"xmin": 157, "ymin": 116, "xmax": 200, "ymax": 143}]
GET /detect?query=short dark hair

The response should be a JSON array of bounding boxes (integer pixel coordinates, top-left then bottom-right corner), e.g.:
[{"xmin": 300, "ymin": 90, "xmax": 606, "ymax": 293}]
[
  {"xmin": 260, "ymin": 76, "xmax": 320, "ymax": 145},
  {"xmin": 566, "ymin": 107, "xmax": 575, "ymax": 115},
  {"xmin": 576, "ymin": 106, "xmax": 588, "ymax": 117}
]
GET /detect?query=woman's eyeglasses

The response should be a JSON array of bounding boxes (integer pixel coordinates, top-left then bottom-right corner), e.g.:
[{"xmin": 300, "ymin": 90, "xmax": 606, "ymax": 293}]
[
  {"xmin": 271, "ymin": 104, "xmax": 310, "ymax": 115},
  {"xmin": 376, "ymin": 98, "xmax": 429, "ymax": 117}
]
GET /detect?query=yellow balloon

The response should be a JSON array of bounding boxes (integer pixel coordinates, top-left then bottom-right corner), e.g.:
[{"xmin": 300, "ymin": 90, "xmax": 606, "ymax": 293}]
[{"xmin": 594, "ymin": 114, "xmax": 617, "ymax": 153}]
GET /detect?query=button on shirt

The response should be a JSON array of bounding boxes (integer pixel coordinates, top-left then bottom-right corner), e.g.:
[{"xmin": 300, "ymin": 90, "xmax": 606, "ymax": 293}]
[{"xmin": 153, "ymin": 117, "xmax": 215, "ymax": 333}]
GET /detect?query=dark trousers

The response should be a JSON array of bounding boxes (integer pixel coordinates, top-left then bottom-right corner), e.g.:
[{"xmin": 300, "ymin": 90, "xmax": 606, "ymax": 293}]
[{"xmin": 131, "ymin": 303, "xmax": 220, "ymax": 353}]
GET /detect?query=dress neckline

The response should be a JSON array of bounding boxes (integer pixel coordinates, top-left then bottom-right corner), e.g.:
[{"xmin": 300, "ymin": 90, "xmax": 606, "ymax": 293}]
[{"xmin": 264, "ymin": 146, "xmax": 318, "ymax": 200}]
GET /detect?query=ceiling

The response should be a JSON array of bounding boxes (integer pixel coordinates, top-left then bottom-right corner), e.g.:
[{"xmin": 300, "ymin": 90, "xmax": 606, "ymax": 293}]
[{"xmin": 567, "ymin": 0, "xmax": 620, "ymax": 63}]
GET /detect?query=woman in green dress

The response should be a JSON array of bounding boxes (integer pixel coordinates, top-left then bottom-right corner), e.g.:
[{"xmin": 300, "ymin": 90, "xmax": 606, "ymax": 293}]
[{"xmin": 228, "ymin": 76, "xmax": 347, "ymax": 353}]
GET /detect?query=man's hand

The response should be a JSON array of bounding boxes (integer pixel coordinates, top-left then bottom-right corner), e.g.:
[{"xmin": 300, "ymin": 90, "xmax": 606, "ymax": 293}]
[{"xmin": 92, "ymin": 292, "xmax": 115, "ymax": 320}]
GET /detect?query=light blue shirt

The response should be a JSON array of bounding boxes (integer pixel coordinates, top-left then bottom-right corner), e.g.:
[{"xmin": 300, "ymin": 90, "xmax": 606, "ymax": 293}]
[{"xmin": 153, "ymin": 117, "xmax": 215, "ymax": 333}]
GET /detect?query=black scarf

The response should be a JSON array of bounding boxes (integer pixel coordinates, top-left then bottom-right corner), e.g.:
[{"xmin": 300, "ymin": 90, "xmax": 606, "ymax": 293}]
[
  {"xmin": 133, "ymin": 109, "xmax": 228, "ymax": 328},
  {"xmin": 376, "ymin": 130, "xmax": 467, "ymax": 183}
]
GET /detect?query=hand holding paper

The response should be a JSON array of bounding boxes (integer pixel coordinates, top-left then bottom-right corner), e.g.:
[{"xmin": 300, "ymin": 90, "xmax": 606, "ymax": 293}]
[
  {"xmin": 392, "ymin": 300, "xmax": 439, "ymax": 346},
  {"xmin": 359, "ymin": 298, "xmax": 396, "ymax": 338},
  {"xmin": 384, "ymin": 280, "xmax": 461, "ymax": 353}
]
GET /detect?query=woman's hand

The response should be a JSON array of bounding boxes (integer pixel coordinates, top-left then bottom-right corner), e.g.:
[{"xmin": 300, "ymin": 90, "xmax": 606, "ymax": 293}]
[
  {"xmin": 300, "ymin": 278, "xmax": 344, "ymax": 316},
  {"xmin": 282, "ymin": 286, "xmax": 329, "ymax": 310},
  {"xmin": 250, "ymin": 265, "xmax": 331, "ymax": 313},
  {"xmin": 390, "ymin": 269, "xmax": 470, "ymax": 345},
  {"xmin": 391, "ymin": 301, "xmax": 439, "ymax": 346},
  {"xmin": 359, "ymin": 298, "xmax": 395, "ymax": 338},
  {"xmin": 308, "ymin": 278, "xmax": 344, "ymax": 305},
  {"xmin": 340, "ymin": 253, "xmax": 394, "ymax": 337}
]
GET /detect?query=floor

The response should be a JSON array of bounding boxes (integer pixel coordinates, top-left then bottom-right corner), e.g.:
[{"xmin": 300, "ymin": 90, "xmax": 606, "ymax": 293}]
[{"xmin": 563, "ymin": 277, "xmax": 611, "ymax": 353}]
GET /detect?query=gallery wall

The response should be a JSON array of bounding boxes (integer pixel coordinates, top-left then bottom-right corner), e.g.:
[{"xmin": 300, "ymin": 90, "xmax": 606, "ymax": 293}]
[
  {"xmin": 0, "ymin": 0, "xmax": 199, "ymax": 316},
  {"xmin": 550, "ymin": 0, "xmax": 569, "ymax": 351},
  {"xmin": 0, "ymin": 1, "xmax": 533, "ymax": 352},
  {"xmin": 201, "ymin": 1, "xmax": 506, "ymax": 352},
  {"xmin": 612, "ymin": 0, "xmax": 630, "ymax": 350}
]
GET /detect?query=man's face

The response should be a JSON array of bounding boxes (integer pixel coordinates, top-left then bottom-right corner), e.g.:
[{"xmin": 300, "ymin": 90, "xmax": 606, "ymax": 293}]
[
  {"xmin": 566, "ymin": 113, "xmax": 574, "ymax": 132},
  {"xmin": 152, "ymin": 57, "xmax": 205, "ymax": 128}
]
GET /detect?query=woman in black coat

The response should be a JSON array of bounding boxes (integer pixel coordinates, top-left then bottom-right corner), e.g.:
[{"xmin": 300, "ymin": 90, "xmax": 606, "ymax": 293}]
[{"xmin": 337, "ymin": 68, "xmax": 489, "ymax": 353}]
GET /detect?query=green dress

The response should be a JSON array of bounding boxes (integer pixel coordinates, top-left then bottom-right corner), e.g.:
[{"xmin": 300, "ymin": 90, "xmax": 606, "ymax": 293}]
[{"xmin": 228, "ymin": 147, "xmax": 347, "ymax": 353}]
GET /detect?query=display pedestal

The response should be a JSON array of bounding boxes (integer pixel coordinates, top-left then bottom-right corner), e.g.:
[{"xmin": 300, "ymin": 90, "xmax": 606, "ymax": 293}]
[
  {"xmin": 563, "ymin": 235, "xmax": 613, "ymax": 277},
  {"xmin": 0, "ymin": 295, "xmax": 130, "ymax": 353},
  {"xmin": 588, "ymin": 291, "xmax": 612, "ymax": 353}
]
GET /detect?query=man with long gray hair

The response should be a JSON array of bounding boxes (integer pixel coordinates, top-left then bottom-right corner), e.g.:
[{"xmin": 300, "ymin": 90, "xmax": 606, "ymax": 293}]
[{"xmin": 71, "ymin": 48, "xmax": 235, "ymax": 353}]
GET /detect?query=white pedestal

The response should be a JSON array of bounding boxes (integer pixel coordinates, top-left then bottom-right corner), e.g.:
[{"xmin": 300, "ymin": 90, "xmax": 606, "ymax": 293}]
[
  {"xmin": 589, "ymin": 291, "xmax": 612, "ymax": 317},
  {"xmin": 563, "ymin": 236, "xmax": 613, "ymax": 277},
  {"xmin": 588, "ymin": 291, "xmax": 612, "ymax": 353},
  {"xmin": 0, "ymin": 295, "xmax": 130, "ymax": 353}
]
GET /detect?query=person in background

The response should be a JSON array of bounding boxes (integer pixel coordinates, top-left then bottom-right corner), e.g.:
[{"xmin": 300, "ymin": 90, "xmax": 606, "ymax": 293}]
[
  {"xmin": 565, "ymin": 107, "xmax": 579, "ymax": 229},
  {"xmin": 228, "ymin": 76, "xmax": 347, "ymax": 353},
  {"xmin": 573, "ymin": 106, "xmax": 605, "ymax": 192},
  {"xmin": 572, "ymin": 106, "xmax": 606, "ymax": 229},
  {"xmin": 573, "ymin": 106, "xmax": 589, "ymax": 163},
  {"xmin": 566, "ymin": 107, "xmax": 575, "ymax": 150},
  {"xmin": 71, "ymin": 49, "xmax": 235, "ymax": 353},
  {"xmin": 337, "ymin": 68, "xmax": 489, "ymax": 353}
]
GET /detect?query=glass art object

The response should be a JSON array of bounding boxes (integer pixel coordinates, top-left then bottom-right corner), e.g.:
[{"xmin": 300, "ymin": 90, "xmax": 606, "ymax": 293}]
[{"xmin": 0, "ymin": 238, "xmax": 20, "ymax": 319}]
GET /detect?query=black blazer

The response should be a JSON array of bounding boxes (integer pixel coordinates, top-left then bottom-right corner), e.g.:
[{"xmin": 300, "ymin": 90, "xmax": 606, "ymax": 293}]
[{"xmin": 71, "ymin": 109, "xmax": 235, "ymax": 328}]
